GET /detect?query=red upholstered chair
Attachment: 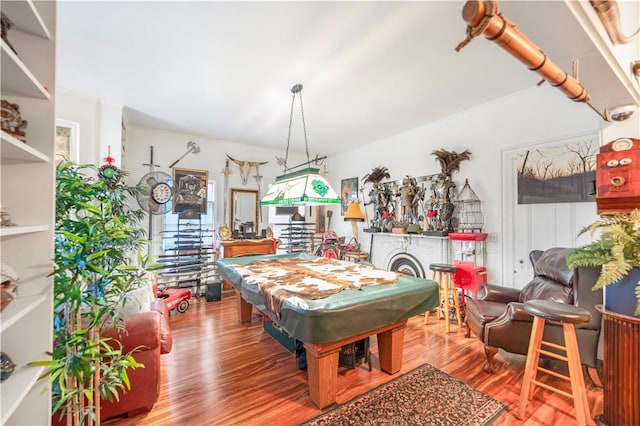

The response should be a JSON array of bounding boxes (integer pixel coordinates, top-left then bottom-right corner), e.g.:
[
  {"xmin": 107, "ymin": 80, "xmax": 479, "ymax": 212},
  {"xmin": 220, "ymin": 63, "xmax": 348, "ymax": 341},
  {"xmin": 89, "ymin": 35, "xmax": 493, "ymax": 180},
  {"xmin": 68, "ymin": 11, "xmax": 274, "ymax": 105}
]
[
  {"xmin": 52, "ymin": 298, "xmax": 172, "ymax": 424},
  {"xmin": 100, "ymin": 298, "xmax": 172, "ymax": 420}
]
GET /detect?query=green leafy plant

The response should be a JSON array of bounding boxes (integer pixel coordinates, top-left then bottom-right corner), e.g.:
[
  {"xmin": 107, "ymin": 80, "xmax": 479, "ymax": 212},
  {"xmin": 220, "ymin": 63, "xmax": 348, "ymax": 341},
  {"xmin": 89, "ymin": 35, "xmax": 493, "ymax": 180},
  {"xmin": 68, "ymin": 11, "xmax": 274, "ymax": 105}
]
[
  {"xmin": 30, "ymin": 160, "xmax": 157, "ymax": 425},
  {"xmin": 566, "ymin": 209, "xmax": 640, "ymax": 315}
]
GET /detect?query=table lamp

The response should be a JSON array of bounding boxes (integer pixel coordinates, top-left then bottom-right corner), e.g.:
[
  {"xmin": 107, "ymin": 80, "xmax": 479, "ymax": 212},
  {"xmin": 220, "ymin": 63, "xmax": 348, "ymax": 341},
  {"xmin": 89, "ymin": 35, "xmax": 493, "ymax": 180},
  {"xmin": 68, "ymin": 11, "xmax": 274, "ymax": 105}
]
[{"xmin": 344, "ymin": 201, "xmax": 365, "ymax": 250}]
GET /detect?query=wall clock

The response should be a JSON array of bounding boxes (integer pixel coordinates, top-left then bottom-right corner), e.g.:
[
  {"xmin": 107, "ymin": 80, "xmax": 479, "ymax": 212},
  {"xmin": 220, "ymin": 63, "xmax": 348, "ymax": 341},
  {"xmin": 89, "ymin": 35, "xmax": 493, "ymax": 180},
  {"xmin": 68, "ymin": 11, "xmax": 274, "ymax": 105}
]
[{"xmin": 151, "ymin": 182, "xmax": 172, "ymax": 204}]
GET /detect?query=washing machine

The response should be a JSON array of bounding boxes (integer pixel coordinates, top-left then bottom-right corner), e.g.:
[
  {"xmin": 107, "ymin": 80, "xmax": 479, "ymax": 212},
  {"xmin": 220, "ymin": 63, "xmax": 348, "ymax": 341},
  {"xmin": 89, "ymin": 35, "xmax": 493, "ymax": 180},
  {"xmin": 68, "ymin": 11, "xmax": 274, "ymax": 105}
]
[{"xmin": 369, "ymin": 233, "xmax": 450, "ymax": 278}]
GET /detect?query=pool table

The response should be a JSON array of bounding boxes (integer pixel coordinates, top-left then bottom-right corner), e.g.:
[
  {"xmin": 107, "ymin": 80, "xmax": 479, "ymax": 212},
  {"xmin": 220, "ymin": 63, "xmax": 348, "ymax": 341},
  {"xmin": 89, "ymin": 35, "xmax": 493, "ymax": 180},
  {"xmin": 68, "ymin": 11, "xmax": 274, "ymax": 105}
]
[{"xmin": 216, "ymin": 253, "xmax": 439, "ymax": 408}]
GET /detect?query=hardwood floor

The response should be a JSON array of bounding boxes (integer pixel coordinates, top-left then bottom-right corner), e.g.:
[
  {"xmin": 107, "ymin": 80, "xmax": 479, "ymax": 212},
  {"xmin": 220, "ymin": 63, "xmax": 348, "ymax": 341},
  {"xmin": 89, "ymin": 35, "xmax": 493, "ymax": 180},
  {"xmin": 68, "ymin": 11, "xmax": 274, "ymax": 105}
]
[{"xmin": 105, "ymin": 294, "xmax": 603, "ymax": 426}]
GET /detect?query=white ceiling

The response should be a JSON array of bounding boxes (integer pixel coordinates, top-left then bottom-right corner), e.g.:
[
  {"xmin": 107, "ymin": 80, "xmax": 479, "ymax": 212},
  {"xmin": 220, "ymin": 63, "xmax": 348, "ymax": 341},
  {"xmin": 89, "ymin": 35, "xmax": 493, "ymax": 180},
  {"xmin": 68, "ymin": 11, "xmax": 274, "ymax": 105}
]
[{"xmin": 56, "ymin": 1, "xmax": 637, "ymax": 155}]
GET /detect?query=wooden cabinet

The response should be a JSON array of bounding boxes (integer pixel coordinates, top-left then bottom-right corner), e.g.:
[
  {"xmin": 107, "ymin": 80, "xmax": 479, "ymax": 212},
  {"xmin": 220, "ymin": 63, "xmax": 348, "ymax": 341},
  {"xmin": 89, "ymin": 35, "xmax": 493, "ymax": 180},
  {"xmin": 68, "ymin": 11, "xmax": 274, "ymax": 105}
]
[
  {"xmin": 0, "ymin": 1, "xmax": 56, "ymax": 424},
  {"xmin": 221, "ymin": 239, "xmax": 276, "ymax": 258}
]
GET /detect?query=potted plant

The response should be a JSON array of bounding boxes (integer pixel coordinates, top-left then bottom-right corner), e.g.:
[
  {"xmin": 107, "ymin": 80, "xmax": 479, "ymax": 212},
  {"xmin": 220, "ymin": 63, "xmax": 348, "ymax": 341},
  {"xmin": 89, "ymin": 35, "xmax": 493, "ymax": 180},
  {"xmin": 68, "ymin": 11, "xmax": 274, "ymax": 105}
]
[
  {"xmin": 566, "ymin": 208, "xmax": 640, "ymax": 317},
  {"xmin": 31, "ymin": 160, "xmax": 156, "ymax": 426},
  {"xmin": 566, "ymin": 208, "xmax": 640, "ymax": 426}
]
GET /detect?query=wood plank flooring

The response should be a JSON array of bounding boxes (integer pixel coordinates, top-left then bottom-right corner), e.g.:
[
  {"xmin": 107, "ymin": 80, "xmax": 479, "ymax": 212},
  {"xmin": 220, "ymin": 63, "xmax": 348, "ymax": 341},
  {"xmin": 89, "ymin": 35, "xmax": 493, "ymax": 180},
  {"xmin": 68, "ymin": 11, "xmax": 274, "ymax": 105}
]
[{"xmin": 105, "ymin": 294, "xmax": 603, "ymax": 426}]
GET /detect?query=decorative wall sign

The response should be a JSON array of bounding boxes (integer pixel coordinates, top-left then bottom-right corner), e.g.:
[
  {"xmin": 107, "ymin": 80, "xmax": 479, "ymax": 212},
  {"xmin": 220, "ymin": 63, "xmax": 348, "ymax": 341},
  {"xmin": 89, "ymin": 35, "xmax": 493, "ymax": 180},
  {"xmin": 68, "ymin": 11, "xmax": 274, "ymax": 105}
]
[
  {"xmin": 516, "ymin": 136, "xmax": 598, "ymax": 204},
  {"xmin": 172, "ymin": 167, "xmax": 209, "ymax": 216},
  {"xmin": 340, "ymin": 177, "xmax": 358, "ymax": 215}
]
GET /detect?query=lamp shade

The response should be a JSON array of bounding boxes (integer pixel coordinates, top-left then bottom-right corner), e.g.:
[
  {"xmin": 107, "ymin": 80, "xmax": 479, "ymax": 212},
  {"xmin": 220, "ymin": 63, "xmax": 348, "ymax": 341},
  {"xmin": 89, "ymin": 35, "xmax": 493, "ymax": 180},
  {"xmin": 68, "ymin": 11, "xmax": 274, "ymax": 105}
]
[
  {"xmin": 260, "ymin": 167, "xmax": 341, "ymax": 206},
  {"xmin": 344, "ymin": 201, "xmax": 365, "ymax": 221}
]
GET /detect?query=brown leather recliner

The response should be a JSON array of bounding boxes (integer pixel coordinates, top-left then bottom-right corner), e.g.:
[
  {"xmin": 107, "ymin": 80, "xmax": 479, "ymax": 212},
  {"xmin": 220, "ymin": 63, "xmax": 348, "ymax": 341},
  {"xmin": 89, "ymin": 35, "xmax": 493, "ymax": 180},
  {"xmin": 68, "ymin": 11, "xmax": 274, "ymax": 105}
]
[{"xmin": 464, "ymin": 247, "xmax": 602, "ymax": 375}]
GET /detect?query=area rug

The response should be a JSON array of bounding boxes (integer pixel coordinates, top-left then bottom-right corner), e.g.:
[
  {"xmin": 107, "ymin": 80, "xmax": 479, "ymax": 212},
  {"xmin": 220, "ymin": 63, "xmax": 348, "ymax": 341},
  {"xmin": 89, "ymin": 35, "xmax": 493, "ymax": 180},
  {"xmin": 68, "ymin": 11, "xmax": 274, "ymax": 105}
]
[{"xmin": 301, "ymin": 363, "xmax": 507, "ymax": 426}]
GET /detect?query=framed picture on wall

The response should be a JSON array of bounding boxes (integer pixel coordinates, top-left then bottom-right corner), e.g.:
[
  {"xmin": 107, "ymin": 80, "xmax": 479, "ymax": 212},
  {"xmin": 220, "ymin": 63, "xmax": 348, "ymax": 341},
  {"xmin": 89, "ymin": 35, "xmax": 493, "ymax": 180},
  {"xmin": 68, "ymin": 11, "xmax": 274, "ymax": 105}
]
[
  {"xmin": 340, "ymin": 177, "xmax": 358, "ymax": 215},
  {"xmin": 55, "ymin": 119, "xmax": 80, "ymax": 164},
  {"xmin": 516, "ymin": 136, "xmax": 598, "ymax": 204},
  {"xmin": 172, "ymin": 167, "xmax": 209, "ymax": 216}
]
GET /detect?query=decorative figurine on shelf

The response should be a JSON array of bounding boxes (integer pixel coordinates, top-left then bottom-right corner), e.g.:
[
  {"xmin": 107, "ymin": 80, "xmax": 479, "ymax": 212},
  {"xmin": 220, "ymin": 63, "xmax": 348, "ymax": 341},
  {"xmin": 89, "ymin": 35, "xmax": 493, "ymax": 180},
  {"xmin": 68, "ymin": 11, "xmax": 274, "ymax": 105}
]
[
  {"xmin": 1, "ymin": 263, "xmax": 19, "ymax": 312},
  {"xmin": 219, "ymin": 224, "xmax": 232, "ymax": 240},
  {"xmin": 399, "ymin": 176, "xmax": 424, "ymax": 227},
  {"xmin": 0, "ymin": 352, "xmax": 16, "ymax": 382},
  {"xmin": 362, "ymin": 166, "xmax": 393, "ymax": 232},
  {"xmin": 1, "ymin": 100, "xmax": 27, "ymax": 142},
  {"xmin": 1, "ymin": 13, "xmax": 18, "ymax": 56},
  {"xmin": 429, "ymin": 149, "xmax": 471, "ymax": 234},
  {"xmin": 0, "ymin": 207, "xmax": 16, "ymax": 227}
]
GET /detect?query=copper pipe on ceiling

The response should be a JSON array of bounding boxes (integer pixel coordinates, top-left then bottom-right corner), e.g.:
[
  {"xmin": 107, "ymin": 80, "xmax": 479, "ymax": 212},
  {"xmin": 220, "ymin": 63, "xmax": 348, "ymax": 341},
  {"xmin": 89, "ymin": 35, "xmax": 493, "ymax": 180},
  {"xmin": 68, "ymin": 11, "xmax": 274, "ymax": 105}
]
[
  {"xmin": 590, "ymin": 0, "xmax": 640, "ymax": 45},
  {"xmin": 456, "ymin": 0, "xmax": 611, "ymax": 121}
]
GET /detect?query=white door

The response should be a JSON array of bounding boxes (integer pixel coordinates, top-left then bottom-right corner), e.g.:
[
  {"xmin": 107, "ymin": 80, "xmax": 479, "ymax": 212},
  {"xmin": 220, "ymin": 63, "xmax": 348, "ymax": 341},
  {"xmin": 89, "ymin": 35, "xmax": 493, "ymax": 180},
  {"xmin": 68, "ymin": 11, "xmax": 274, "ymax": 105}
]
[{"xmin": 502, "ymin": 133, "xmax": 600, "ymax": 289}]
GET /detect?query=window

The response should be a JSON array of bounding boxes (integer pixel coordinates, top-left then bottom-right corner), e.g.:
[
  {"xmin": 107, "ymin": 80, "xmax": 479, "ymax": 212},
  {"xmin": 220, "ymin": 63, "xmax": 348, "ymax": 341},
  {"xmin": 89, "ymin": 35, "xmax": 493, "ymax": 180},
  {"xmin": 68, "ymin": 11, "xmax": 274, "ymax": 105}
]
[{"xmin": 162, "ymin": 180, "xmax": 215, "ymax": 252}]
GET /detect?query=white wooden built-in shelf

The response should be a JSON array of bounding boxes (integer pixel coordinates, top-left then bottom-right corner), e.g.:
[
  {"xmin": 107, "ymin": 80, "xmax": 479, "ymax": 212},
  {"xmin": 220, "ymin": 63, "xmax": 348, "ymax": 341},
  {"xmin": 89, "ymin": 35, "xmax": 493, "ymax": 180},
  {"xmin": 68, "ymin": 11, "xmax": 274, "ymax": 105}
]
[
  {"xmin": 1, "ymin": 40, "xmax": 50, "ymax": 100},
  {"xmin": 0, "ymin": 365, "xmax": 46, "ymax": 425},
  {"xmin": 1, "ymin": 131, "xmax": 50, "ymax": 164},
  {"xmin": 1, "ymin": 1, "xmax": 55, "ymax": 423},
  {"xmin": 0, "ymin": 225, "xmax": 50, "ymax": 238},
  {"xmin": 0, "ymin": 293, "xmax": 48, "ymax": 333},
  {"xmin": 0, "ymin": 0, "xmax": 50, "ymax": 39}
]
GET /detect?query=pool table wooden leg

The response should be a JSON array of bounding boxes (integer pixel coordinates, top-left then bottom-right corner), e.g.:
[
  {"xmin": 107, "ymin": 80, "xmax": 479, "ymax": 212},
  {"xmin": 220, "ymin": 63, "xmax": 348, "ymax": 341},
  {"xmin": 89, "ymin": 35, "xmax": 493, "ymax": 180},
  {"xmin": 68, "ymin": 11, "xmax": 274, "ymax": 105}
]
[
  {"xmin": 303, "ymin": 320, "xmax": 408, "ymax": 409},
  {"xmin": 237, "ymin": 294, "xmax": 253, "ymax": 323},
  {"xmin": 304, "ymin": 344, "xmax": 341, "ymax": 409},
  {"xmin": 377, "ymin": 323, "xmax": 406, "ymax": 374}
]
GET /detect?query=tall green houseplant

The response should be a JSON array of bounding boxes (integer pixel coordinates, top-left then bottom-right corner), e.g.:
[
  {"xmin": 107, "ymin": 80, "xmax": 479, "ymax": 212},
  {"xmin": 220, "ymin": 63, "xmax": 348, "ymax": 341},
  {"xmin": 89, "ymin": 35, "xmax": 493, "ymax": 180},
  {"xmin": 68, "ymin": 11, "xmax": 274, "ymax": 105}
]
[
  {"xmin": 33, "ymin": 160, "xmax": 154, "ymax": 425},
  {"xmin": 567, "ymin": 208, "xmax": 640, "ymax": 316}
]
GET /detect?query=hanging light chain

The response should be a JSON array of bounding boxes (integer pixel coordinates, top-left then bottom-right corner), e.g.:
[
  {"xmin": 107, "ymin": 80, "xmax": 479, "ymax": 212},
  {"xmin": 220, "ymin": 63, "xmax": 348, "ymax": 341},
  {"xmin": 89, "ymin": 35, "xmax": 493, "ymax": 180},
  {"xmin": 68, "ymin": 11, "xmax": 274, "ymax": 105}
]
[
  {"xmin": 298, "ymin": 88, "xmax": 311, "ymax": 165},
  {"xmin": 284, "ymin": 88, "xmax": 297, "ymax": 171},
  {"xmin": 283, "ymin": 84, "xmax": 311, "ymax": 172}
]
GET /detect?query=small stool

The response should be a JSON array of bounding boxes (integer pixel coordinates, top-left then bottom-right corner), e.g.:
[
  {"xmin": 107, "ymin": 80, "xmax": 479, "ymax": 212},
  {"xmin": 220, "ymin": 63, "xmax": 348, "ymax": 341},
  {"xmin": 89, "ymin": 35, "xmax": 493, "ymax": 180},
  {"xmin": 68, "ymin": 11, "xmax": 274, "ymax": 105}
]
[
  {"xmin": 518, "ymin": 300, "xmax": 594, "ymax": 426},
  {"xmin": 344, "ymin": 251, "xmax": 369, "ymax": 263},
  {"xmin": 424, "ymin": 263, "xmax": 462, "ymax": 333}
]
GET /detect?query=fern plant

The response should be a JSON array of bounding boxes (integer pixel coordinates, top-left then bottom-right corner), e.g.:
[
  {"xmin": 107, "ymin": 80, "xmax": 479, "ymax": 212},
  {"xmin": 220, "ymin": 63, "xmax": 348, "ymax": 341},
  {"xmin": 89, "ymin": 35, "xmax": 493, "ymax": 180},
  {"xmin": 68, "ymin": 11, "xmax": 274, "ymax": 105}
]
[{"xmin": 566, "ymin": 209, "xmax": 640, "ymax": 315}]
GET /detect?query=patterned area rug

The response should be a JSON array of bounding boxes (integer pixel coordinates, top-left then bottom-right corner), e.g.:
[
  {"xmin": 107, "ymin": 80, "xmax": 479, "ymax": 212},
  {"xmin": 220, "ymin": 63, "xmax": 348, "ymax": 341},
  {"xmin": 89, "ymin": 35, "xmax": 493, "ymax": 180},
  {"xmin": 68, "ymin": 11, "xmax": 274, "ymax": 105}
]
[{"xmin": 301, "ymin": 363, "xmax": 506, "ymax": 426}]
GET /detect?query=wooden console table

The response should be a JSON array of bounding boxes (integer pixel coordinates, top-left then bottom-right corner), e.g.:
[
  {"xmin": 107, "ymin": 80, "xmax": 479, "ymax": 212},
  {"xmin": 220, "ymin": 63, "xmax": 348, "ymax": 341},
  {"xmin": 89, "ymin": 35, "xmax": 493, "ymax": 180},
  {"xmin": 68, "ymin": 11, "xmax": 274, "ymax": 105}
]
[{"xmin": 221, "ymin": 238, "xmax": 276, "ymax": 258}]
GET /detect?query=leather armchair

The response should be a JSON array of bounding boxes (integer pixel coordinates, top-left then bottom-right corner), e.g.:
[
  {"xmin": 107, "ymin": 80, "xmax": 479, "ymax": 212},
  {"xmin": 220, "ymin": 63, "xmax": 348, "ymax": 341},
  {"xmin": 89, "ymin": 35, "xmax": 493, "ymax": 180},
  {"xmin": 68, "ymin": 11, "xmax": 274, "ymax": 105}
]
[
  {"xmin": 464, "ymin": 247, "xmax": 602, "ymax": 375},
  {"xmin": 100, "ymin": 298, "xmax": 172, "ymax": 420}
]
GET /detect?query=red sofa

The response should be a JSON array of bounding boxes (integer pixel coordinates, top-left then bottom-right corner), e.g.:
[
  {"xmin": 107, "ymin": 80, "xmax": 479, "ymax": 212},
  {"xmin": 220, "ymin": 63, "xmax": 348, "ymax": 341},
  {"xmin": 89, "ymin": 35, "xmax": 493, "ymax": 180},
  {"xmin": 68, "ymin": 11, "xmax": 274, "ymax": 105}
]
[{"xmin": 53, "ymin": 298, "xmax": 172, "ymax": 424}]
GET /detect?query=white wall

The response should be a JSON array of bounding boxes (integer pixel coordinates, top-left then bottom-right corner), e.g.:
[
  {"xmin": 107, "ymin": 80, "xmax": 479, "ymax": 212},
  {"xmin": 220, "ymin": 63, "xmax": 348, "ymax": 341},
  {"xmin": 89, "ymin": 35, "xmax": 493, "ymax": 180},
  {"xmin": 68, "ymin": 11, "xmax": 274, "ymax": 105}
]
[
  {"xmin": 56, "ymin": 89, "xmax": 123, "ymax": 166},
  {"xmin": 124, "ymin": 124, "xmax": 311, "ymax": 240},
  {"xmin": 56, "ymin": 89, "xmax": 99, "ymax": 164},
  {"xmin": 326, "ymin": 86, "xmax": 639, "ymax": 284}
]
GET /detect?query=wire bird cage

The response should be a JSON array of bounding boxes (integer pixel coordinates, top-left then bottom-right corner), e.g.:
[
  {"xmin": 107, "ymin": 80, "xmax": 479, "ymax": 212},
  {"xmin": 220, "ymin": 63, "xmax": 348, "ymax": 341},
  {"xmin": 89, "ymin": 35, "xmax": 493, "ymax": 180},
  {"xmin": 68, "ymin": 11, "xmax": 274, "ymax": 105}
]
[{"xmin": 454, "ymin": 179, "xmax": 484, "ymax": 232}]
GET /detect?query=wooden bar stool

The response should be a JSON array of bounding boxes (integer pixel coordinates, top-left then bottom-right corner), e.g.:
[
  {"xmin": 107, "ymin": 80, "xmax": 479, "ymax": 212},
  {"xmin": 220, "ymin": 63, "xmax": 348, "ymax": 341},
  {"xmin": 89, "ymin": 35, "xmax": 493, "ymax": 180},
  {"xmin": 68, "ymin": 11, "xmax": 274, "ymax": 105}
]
[
  {"xmin": 343, "ymin": 251, "xmax": 369, "ymax": 263},
  {"xmin": 518, "ymin": 300, "xmax": 594, "ymax": 426},
  {"xmin": 424, "ymin": 263, "xmax": 461, "ymax": 333}
]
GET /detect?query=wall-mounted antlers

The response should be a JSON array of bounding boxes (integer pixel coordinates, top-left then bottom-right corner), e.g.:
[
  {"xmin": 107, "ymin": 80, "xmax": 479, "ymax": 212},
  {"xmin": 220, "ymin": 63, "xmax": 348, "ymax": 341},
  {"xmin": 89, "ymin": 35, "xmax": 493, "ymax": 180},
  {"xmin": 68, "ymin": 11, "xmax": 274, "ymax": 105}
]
[{"xmin": 226, "ymin": 154, "xmax": 268, "ymax": 185}]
